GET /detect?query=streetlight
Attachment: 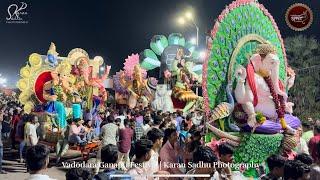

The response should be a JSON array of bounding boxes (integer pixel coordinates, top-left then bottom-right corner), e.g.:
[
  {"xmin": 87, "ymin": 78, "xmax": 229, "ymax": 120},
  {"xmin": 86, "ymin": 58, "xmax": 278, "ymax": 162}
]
[
  {"xmin": 177, "ymin": 11, "xmax": 199, "ymax": 46},
  {"xmin": 185, "ymin": 11, "xmax": 193, "ymax": 20},
  {"xmin": 177, "ymin": 17, "xmax": 185, "ymax": 25}
]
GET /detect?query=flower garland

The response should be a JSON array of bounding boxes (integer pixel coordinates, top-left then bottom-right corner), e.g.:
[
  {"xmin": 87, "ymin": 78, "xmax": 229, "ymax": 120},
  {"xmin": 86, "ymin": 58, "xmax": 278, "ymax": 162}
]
[{"xmin": 263, "ymin": 75, "xmax": 287, "ymax": 128}]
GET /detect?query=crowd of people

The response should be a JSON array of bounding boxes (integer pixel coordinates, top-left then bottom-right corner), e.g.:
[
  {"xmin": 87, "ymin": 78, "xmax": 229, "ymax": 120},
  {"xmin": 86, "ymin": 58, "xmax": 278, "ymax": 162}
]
[{"xmin": 0, "ymin": 92, "xmax": 320, "ymax": 180}]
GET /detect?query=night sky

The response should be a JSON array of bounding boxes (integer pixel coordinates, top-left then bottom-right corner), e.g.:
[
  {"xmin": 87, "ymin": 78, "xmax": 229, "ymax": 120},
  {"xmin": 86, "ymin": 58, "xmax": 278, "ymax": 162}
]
[{"xmin": 0, "ymin": 0, "xmax": 319, "ymax": 88}]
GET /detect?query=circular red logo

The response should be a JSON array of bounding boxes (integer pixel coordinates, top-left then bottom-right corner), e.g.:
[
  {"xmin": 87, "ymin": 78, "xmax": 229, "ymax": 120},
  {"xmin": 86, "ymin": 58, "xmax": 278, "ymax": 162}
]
[{"xmin": 285, "ymin": 3, "xmax": 313, "ymax": 31}]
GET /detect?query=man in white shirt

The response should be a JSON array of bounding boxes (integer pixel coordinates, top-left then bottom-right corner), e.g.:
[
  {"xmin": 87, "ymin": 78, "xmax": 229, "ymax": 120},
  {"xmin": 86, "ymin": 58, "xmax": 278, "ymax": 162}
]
[
  {"xmin": 115, "ymin": 109, "xmax": 126, "ymax": 129},
  {"xmin": 127, "ymin": 139, "xmax": 153, "ymax": 180},
  {"xmin": 25, "ymin": 144, "xmax": 56, "ymax": 180},
  {"xmin": 25, "ymin": 115, "xmax": 39, "ymax": 147},
  {"xmin": 145, "ymin": 128, "xmax": 163, "ymax": 174},
  {"xmin": 145, "ymin": 128, "xmax": 170, "ymax": 178},
  {"xmin": 142, "ymin": 116, "xmax": 152, "ymax": 135}
]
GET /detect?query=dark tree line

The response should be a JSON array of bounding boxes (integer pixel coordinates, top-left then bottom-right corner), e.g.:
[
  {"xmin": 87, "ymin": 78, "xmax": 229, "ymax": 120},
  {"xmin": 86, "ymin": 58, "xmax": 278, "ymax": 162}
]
[{"xmin": 285, "ymin": 35, "xmax": 320, "ymax": 121}]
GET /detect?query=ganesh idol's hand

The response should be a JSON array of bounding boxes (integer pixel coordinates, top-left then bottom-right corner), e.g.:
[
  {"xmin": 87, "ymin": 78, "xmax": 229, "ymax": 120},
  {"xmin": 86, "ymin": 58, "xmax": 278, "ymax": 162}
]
[
  {"xmin": 106, "ymin": 65, "xmax": 111, "ymax": 72},
  {"xmin": 49, "ymin": 95, "xmax": 58, "ymax": 101},
  {"xmin": 247, "ymin": 113, "xmax": 257, "ymax": 128},
  {"xmin": 235, "ymin": 65, "xmax": 247, "ymax": 81},
  {"xmin": 104, "ymin": 65, "xmax": 111, "ymax": 75},
  {"xmin": 276, "ymin": 90, "xmax": 288, "ymax": 102},
  {"xmin": 100, "ymin": 65, "xmax": 111, "ymax": 80},
  {"xmin": 285, "ymin": 102, "xmax": 294, "ymax": 114}
]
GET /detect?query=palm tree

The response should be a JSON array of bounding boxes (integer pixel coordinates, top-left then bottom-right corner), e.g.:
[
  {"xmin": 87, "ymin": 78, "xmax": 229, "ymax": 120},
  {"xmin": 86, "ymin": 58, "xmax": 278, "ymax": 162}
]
[{"xmin": 285, "ymin": 35, "xmax": 320, "ymax": 121}]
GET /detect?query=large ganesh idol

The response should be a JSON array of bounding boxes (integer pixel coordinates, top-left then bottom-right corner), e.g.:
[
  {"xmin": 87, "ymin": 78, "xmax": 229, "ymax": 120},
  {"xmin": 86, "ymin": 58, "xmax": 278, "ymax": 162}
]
[
  {"xmin": 127, "ymin": 65, "xmax": 153, "ymax": 109},
  {"xmin": 42, "ymin": 60, "xmax": 73, "ymax": 129},
  {"xmin": 234, "ymin": 44, "xmax": 300, "ymax": 134},
  {"xmin": 114, "ymin": 65, "xmax": 156, "ymax": 109},
  {"xmin": 202, "ymin": 0, "xmax": 302, "ymax": 177},
  {"xmin": 113, "ymin": 54, "xmax": 157, "ymax": 109},
  {"xmin": 17, "ymin": 43, "xmax": 111, "ymax": 130},
  {"xmin": 73, "ymin": 56, "xmax": 111, "ymax": 112},
  {"xmin": 203, "ymin": 0, "xmax": 302, "ymax": 135}
]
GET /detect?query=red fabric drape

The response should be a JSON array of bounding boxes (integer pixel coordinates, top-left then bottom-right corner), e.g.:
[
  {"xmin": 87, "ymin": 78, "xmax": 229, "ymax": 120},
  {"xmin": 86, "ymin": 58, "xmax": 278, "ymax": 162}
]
[
  {"xmin": 246, "ymin": 62, "xmax": 285, "ymax": 107},
  {"xmin": 246, "ymin": 62, "xmax": 258, "ymax": 107}
]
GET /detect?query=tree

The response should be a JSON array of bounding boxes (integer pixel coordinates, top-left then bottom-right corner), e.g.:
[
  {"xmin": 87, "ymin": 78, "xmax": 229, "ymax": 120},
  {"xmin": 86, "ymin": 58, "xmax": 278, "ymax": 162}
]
[{"xmin": 285, "ymin": 35, "xmax": 320, "ymax": 121}]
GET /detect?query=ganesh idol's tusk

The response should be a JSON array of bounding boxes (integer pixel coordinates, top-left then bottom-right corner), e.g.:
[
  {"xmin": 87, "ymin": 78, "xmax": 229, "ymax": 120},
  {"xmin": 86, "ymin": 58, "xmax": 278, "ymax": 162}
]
[{"xmin": 206, "ymin": 122, "xmax": 241, "ymax": 142}]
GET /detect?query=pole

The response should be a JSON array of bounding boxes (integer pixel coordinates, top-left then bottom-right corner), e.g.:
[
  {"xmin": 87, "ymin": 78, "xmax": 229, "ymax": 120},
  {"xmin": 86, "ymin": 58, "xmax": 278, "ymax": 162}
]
[
  {"xmin": 190, "ymin": 19, "xmax": 199, "ymax": 47},
  {"xmin": 196, "ymin": 26, "xmax": 199, "ymax": 47},
  {"xmin": 190, "ymin": 20, "xmax": 199, "ymax": 95}
]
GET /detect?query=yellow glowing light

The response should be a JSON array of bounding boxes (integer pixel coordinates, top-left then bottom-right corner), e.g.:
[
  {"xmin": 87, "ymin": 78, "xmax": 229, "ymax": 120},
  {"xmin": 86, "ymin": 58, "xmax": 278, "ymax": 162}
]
[
  {"xmin": 185, "ymin": 11, "xmax": 193, "ymax": 19},
  {"xmin": 178, "ymin": 17, "xmax": 185, "ymax": 25}
]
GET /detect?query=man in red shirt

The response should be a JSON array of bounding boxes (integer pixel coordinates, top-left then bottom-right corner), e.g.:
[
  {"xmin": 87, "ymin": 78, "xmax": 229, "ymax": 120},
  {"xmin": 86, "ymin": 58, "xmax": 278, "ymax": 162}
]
[
  {"xmin": 118, "ymin": 119, "xmax": 134, "ymax": 170},
  {"xmin": 11, "ymin": 109, "xmax": 20, "ymax": 149},
  {"xmin": 309, "ymin": 122, "xmax": 320, "ymax": 160}
]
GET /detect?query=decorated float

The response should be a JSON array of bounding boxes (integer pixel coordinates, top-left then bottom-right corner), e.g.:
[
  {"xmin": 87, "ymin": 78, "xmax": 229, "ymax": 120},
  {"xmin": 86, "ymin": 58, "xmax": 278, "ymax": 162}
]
[
  {"xmin": 17, "ymin": 43, "xmax": 110, "ymax": 142},
  {"xmin": 113, "ymin": 33, "xmax": 204, "ymax": 112},
  {"xmin": 141, "ymin": 33, "xmax": 204, "ymax": 112},
  {"xmin": 203, "ymin": 0, "xmax": 300, "ymax": 177},
  {"xmin": 113, "ymin": 53, "xmax": 158, "ymax": 109}
]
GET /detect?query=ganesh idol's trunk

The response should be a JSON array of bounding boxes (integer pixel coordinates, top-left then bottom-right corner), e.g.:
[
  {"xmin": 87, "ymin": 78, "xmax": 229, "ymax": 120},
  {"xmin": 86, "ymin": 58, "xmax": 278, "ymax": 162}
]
[{"xmin": 270, "ymin": 61, "xmax": 287, "ymax": 98}]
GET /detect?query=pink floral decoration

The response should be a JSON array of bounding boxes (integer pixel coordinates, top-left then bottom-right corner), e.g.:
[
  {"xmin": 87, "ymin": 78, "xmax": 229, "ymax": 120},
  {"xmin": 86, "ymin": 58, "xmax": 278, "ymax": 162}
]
[
  {"xmin": 239, "ymin": 0, "xmax": 253, "ymax": 3},
  {"xmin": 211, "ymin": 23, "xmax": 220, "ymax": 38},
  {"xmin": 228, "ymin": 2, "xmax": 236, "ymax": 10},
  {"xmin": 218, "ymin": 14, "xmax": 224, "ymax": 22},
  {"xmin": 123, "ymin": 53, "xmax": 147, "ymax": 79}
]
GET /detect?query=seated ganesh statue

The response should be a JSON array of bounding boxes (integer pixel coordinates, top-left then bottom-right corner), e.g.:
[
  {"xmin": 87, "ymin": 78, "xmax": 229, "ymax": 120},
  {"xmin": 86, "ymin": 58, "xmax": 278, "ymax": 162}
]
[
  {"xmin": 113, "ymin": 61, "xmax": 158, "ymax": 109},
  {"xmin": 233, "ymin": 43, "xmax": 300, "ymax": 134},
  {"xmin": 205, "ymin": 44, "xmax": 301, "ymax": 178},
  {"xmin": 202, "ymin": 0, "xmax": 303, "ymax": 177},
  {"xmin": 17, "ymin": 42, "xmax": 111, "ymax": 136}
]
